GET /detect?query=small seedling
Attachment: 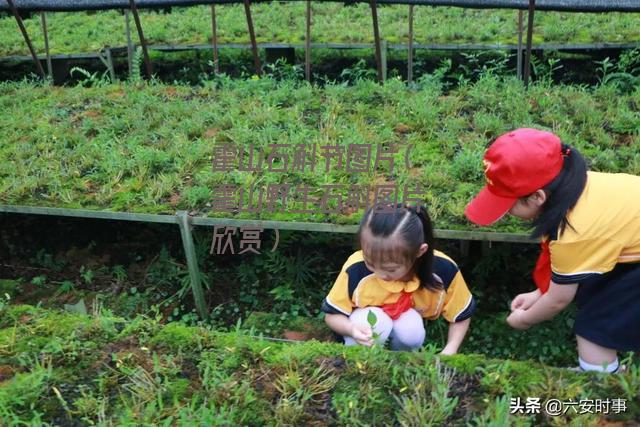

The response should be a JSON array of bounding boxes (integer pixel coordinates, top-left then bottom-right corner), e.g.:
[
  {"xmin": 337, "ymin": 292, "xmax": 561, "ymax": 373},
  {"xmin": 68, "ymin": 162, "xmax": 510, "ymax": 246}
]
[
  {"xmin": 366, "ymin": 310, "xmax": 381, "ymax": 343},
  {"xmin": 53, "ymin": 280, "xmax": 76, "ymax": 297},
  {"xmin": 31, "ymin": 275, "xmax": 47, "ymax": 286}
]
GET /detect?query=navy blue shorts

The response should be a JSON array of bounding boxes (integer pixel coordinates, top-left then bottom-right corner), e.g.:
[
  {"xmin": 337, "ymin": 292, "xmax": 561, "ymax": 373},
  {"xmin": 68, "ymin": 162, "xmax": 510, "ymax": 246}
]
[{"xmin": 573, "ymin": 262, "xmax": 640, "ymax": 351}]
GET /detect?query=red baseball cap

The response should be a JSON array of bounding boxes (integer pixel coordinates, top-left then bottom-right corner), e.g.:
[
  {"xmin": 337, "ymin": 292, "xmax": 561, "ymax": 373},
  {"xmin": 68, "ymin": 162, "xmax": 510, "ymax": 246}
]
[{"xmin": 464, "ymin": 128, "xmax": 564, "ymax": 226}]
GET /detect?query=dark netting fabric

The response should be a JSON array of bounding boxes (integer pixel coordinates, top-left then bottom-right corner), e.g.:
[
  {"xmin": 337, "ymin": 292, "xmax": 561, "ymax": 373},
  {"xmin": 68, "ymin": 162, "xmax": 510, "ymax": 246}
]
[{"xmin": 1, "ymin": 0, "xmax": 639, "ymax": 12}]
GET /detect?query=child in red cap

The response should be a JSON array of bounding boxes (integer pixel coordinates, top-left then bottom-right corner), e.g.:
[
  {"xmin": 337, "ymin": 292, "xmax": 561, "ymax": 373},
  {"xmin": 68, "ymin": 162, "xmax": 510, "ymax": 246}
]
[
  {"xmin": 322, "ymin": 203, "xmax": 476, "ymax": 353},
  {"xmin": 465, "ymin": 128, "xmax": 640, "ymax": 372}
]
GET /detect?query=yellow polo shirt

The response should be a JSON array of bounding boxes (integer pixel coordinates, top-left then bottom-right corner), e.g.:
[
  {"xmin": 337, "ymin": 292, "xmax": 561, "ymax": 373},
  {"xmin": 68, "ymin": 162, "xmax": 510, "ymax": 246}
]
[
  {"xmin": 321, "ymin": 250, "xmax": 476, "ymax": 322},
  {"xmin": 550, "ymin": 171, "xmax": 640, "ymax": 284}
]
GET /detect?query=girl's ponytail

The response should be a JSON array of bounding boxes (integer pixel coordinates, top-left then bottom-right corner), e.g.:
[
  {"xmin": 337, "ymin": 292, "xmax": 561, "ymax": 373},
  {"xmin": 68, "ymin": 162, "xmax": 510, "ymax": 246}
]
[
  {"xmin": 408, "ymin": 205, "xmax": 438, "ymax": 291},
  {"xmin": 531, "ymin": 144, "xmax": 588, "ymax": 239}
]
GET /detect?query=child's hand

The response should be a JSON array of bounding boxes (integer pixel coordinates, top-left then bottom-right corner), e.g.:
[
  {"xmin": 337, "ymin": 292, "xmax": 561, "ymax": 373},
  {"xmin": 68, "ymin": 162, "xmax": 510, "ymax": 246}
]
[
  {"xmin": 506, "ymin": 309, "xmax": 532, "ymax": 330},
  {"xmin": 510, "ymin": 290, "xmax": 541, "ymax": 311},
  {"xmin": 350, "ymin": 323, "xmax": 374, "ymax": 346}
]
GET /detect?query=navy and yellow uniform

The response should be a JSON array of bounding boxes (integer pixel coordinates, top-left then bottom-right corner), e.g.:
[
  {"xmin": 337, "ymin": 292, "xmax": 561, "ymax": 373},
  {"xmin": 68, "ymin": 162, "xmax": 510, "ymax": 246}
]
[
  {"xmin": 321, "ymin": 250, "xmax": 476, "ymax": 323},
  {"xmin": 548, "ymin": 171, "xmax": 640, "ymax": 350}
]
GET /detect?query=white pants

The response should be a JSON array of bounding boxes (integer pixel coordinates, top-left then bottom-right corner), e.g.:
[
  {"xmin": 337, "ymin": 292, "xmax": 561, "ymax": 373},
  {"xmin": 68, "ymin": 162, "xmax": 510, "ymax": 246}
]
[{"xmin": 343, "ymin": 307, "xmax": 426, "ymax": 351}]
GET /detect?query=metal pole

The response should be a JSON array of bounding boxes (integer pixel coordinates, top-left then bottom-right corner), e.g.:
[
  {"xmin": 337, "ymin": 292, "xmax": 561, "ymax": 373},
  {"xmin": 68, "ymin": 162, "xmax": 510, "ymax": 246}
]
[
  {"xmin": 40, "ymin": 12, "xmax": 52, "ymax": 79},
  {"xmin": 523, "ymin": 0, "xmax": 536, "ymax": 87},
  {"xmin": 243, "ymin": 0, "xmax": 261, "ymax": 75},
  {"xmin": 305, "ymin": 1, "xmax": 311, "ymax": 82},
  {"xmin": 6, "ymin": 0, "xmax": 46, "ymax": 78},
  {"xmin": 369, "ymin": 0, "xmax": 383, "ymax": 82},
  {"xmin": 177, "ymin": 211, "xmax": 209, "ymax": 319},
  {"xmin": 105, "ymin": 48, "xmax": 116, "ymax": 81},
  {"xmin": 125, "ymin": 10, "xmax": 134, "ymax": 78},
  {"xmin": 211, "ymin": 4, "xmax": 220, "ymax": 74},
  {"xmin": 128, "ymin": 0, "xmax": 154, "ymax": 78},
  {"xmin": 381, "ymin": 39, "xmax": 387, "ymax": 81},
  {"xmin": 517, "ymin": 10, "xmax": 523, "ymax": 80},
  {"xmin": 408, "ymin": 5, "xmax": 414, "ymax": 85}
]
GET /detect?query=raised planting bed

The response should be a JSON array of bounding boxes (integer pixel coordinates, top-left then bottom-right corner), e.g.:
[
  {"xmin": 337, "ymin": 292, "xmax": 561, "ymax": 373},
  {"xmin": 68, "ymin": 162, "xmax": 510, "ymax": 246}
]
[
  {"xmin": 0, "ymin": 3, "xmax": 639, "ymax": 58},
  {"xmin": 1, "ymin": 76, "xmax": 638, "ymax": 235},
  {"xmin": 0, "ymin": 304, "xmax": 638, "ymax": 425}
]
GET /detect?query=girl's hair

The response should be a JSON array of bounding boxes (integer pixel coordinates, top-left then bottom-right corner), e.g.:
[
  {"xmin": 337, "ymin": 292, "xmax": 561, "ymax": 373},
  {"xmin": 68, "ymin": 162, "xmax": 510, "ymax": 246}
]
[
  {"xmin": 357, "ymin": 203, "xmax": 440, "ymax": 291},
  {"xmin": 530, "ymin": 144, "xmax": 588, "ymax": 239}
]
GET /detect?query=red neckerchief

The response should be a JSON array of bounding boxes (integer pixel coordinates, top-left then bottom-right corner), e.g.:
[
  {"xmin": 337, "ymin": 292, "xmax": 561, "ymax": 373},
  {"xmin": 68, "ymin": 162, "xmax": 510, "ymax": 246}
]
[
  {"xmin": 533, "ymin": 240, "xmax": 551, "ymax": 294},
  {"xmin": 381, "ymin": 291, "xmax": 413, "ymax": 320}
]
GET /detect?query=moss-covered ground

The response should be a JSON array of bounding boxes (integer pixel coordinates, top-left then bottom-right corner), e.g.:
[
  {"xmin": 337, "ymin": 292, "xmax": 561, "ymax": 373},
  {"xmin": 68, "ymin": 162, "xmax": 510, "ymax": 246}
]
[{"xmin": 0, "ymin": 303, "xmax": 638, "ymax": 425}]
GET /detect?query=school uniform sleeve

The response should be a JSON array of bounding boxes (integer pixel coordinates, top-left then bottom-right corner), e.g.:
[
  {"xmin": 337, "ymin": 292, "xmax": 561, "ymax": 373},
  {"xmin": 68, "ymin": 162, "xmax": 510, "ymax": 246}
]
[
  {"xmin": 433, "ymin": 252, "xmax": 477, "ymax": 322},
  {"xmin": 441, "ymin": 270, "xmax": 477, "ymax": 322},
  {"xmin": 321, "ymin": 267, "xmax": 353, "ymax": 316},
  {"xmin": 550, "ymin": 238, "xmax": 623, "ymax": 284}
]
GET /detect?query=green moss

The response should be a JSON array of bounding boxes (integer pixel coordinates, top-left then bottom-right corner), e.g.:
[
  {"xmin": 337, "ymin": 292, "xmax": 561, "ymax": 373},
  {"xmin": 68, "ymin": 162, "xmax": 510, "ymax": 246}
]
[
  {"xmin": 149, "ymin": 322, "xmax": 204, "ymax": 351},
  {"xmin": 117, "ymin": 315, "xmax": 161, "ymax": 343},
  {"xmin": 1, "ymin": 304, "xmax": 638, "ymax": 424},
  {"xmin": 480, "ymin": 359, "xmax": 548, "ymax": 396},
  {"xmin": 243, "ymin": 311, "xmax": 331, "ymax": 339},
  {"xmin": 0, "ymin": 306, "xmax": 95, "ymax": 356},
  {"xmin": 440, "ymin": 352, "xmax": 487, "ymax": 375}
]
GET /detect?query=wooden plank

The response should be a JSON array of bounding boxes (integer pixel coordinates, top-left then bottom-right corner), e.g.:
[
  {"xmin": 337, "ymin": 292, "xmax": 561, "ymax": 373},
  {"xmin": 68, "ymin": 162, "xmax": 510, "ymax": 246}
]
[
  {"xmin": 177, "ymin": 211, "xmax": 209, "ymax": 319},
  {"xmin": 211, "ymin": 4, "xmax": 219, "ymax": 74},
  {"xmin": 40, "ymin": 12, "xmax": 53, "ymax": 79},
  {"xmin": 524, "ymin": 0, "xmax": 536, "ymax": 86},
  {"xmin": 305, "ymin": 0, "xmax": 311, "ymax": 81},
  {"xmin": 407, "ymin": 5, "xmax": 414, "ymax": 84},
  {"xmin": 4, "ymin": 41, "xmax": 639, "ymax": 65},
  {"xmin": 243, "ymin": 0, "xmax": 261, "ymax": 75},
  {"xmin": 0, "ymin": 205, "xmax": 178, "ymax": 224},
  {"xmin": 369, "ymin": 0, "xmax": 383, "ymax": 82},
  {"xmin": 128, "ymin": 0, "xmax": 154, "ymax": 77},
  {"xmin": 6, "ymin": 0, "xmax": 45, "ymax": 78},
  {"xmin": 517, "ymin": 10, "xmax": 523, "ymax": 80},
  {"xmin": 0, "ymin": 204, "xmax": 537, "ymax": 243},
  {"xmin": 125, "ymin": 10, "xmax": 134, "ymax": 77}
]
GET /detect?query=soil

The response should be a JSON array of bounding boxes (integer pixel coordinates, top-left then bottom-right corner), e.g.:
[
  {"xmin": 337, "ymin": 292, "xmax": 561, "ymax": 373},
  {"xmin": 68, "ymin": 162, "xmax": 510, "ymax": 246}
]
[{"xmin": 0, "ymin": 212, "xmax": 184, "ymax": 309}]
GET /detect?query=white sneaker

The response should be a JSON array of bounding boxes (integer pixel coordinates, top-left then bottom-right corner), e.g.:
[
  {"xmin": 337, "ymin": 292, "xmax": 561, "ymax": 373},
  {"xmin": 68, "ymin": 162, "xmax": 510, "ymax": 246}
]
[{"xmin": 566, "ymin": 364, "xmax": 627, "ymax": 374}]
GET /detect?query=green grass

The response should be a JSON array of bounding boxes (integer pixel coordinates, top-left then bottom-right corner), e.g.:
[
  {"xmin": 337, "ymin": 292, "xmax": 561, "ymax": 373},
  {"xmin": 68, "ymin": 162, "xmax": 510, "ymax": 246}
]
[
  {"xmin": 1, "ymin": 75, "xmax": 638, "ymax": 233},
  {"xmin": 0, "ymin": 304, "xmax": 638, "ymax": 425},
  {"xmin": 0, "ymin": 4, "xmax": 639, "ymax": 57}
]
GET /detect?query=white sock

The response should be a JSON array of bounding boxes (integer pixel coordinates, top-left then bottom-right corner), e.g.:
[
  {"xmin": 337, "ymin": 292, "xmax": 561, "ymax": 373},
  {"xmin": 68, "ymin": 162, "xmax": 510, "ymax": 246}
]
[{"xmin": 579, "ymin": 357, "xmax": 619, "ymax": 373}]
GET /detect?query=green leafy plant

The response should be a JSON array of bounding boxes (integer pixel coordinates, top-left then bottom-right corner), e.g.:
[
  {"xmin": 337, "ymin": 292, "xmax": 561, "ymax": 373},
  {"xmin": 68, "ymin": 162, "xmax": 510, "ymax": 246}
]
[
  {"xmin": 339, "ymin": 59, "xmax": 377, "ymax": 83},
  {"xmin": 70, "ymin": 66, "xmax": 112, "ymax": 87},
  {"xmin": 470, "ymin": 395, "xmax": 533, "ymax": 427},
  {"xmin": 394, "ymin": 362, "xmax": 458, "ymax": 426},
  {"xmin": 273, "ymin": 360, "xmax": 339, "ymax": 425},
  {"xmin": 30, "ymin": 275, "xmax": 47, "ymax": 286},
  {"xmin": 263, "ymin": 58, "xmax": 304, "ymax": 81},
  {"xmin": 530, "ymin": 55, "xmax": 564, "ymax": 83},
  {"xmin": 53, "ymin": 280, "xmax": 76, "ymax": 297},
  {"xmin": 79, "ymin": 266, "xmax": 95, "ymax": 285},
  {"xmin": 595, "ymin": 50, "xmax": 640, "ymax": 93},
  {"xmin": 124, "ymin": 46, "xmax": 146, "ymax": 84},
  {"xmin": 366, "ymin": 309, "xmax": 382, "ymax": 343}
]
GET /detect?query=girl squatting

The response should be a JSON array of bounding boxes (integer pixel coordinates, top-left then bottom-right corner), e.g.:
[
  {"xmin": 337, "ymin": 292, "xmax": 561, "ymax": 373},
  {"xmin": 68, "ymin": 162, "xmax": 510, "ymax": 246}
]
[
  {"xmin": 466, "ymin": 128, "xmax": 640, "ymax": 373},
  {"xmin": 322, "ymin": 204, "xmax": 477, "ymax": 354}
]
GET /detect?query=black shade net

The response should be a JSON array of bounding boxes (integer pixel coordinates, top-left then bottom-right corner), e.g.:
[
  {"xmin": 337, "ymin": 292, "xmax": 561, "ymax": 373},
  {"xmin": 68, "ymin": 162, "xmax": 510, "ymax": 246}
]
[{"xmin": 1, "ymin": 0, "xmax": 639, "ymax": 13}]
